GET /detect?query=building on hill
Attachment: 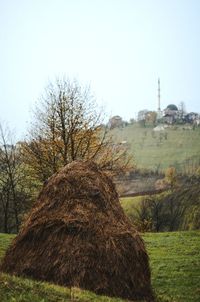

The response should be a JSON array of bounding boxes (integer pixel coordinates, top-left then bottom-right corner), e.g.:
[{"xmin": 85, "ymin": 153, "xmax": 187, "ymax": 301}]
[
  {"xmin": 195, "ymin": 116, "xmax": 200, "ymax": 126},
  {"xmin": 166, "ymin": 104, "xmax": 178, "ymax": 111},
  {"xmin": 156, "ymin": 79, "xmax": 181, "ymax": 123},
  {"xmin": 184, "ymin": 112, "xmax": 199, "ymax": 124},
  {"xmin": 163, "ymin": 104, "xmax": 179, "ymax": 124},
  {"xmin": 153, "ymin": 125, "xmax": 165, "ymax": 131},
  {"xmin": 108, "ymin": 115, "xmax": 124, "ymax": 129},
  {"xmin": 163, "ymin": 106, "xmax": 200, "ymax": 125},
  {"xmin": 155, "ymin": 79, "xmax": 200, "ymax": 125}
]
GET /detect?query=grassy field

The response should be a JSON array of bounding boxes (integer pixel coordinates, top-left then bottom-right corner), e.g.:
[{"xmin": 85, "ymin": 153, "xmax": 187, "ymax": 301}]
[
  {"xmin": 0, "ymin": 231, "xmax": 200, "ymax": 302},
  {"xmin": 0, "ymin": 272, "xmax": 126, "ymax": 302},
  {"xmin": 120, "ymin": 196, "xmax": 142, "ymax": 217},
  {"xmin": 144, "ymin": 231, "xmax": 200, "ymax": 302},
  {"xmin": 111, "ymin": 124, "xmax": 200, "ymax": 172}
]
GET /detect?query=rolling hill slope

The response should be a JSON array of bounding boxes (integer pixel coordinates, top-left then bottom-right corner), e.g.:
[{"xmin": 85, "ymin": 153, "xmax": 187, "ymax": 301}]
[{"xmin": 110, "ymin": 124, "xmax": 200, "ymax": 172}]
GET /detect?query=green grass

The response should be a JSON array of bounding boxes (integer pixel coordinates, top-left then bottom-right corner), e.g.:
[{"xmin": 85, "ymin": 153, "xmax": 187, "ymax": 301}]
[
  {"xmin": 111, "ymin": 124, "xmax": 200, "ymax": 172},
  {"xmin": 144, "ymin": 231, "xmax": 200, "ymax": 302},
  {"xmin": 0, "ymin": 234, "xmax": 15, "ymax": 260},
  {"xmin": 0, "ymin": 231, "xmax": 200, "ymax": 301},
  {"xmin": 120, "ymin": 196, "xmax": 142, "ymax": 217},
  {"xmin": 0, "ymin": 273, "xmax": 125, "ymax": 302}
]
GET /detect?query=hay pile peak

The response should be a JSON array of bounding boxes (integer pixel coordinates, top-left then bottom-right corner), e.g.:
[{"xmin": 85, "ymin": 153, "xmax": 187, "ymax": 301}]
[{"xmin": 1, "ymin": 161, "xmax": 154, "ymax": 301}]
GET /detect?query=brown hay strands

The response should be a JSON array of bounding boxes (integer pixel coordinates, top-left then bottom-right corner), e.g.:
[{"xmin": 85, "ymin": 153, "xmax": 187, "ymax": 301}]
[{"xmin": 1, "ymin": 161, "xmax": 154, "ymax": 301}]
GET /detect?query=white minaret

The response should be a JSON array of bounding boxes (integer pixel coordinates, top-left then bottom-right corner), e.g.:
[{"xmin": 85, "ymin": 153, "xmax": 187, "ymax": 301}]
[
  {"xmin": 158, "ymin": 78, "xmax": 161, "ymax": 111},
  {"xmin": 157, "ymin": 78, "xmax": 162, "ymax": 119}
]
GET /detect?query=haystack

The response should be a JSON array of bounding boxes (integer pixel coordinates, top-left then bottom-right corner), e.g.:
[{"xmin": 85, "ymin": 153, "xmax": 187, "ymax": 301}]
[{"xmin": 1, "ymin": 161, "xmax": 154, "ymax": 301}]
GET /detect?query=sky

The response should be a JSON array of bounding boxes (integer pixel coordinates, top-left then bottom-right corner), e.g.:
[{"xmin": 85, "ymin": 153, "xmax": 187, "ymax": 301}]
[{"xmin": 0, "ymin": 0, "xmax": 200, "ymax": 139}]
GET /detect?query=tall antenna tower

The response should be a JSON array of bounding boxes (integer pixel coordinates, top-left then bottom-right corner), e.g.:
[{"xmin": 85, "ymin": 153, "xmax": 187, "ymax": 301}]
[{"xmin": 158, "ymin": 78, "xmax": 161, "ymax": 111}]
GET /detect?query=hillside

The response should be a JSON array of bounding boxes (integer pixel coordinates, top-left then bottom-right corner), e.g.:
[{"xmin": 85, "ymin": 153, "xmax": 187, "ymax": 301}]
[
  {"xmin": 0, "ymin": 231, "xmax": 200, "ymax": 302},
  {"xmin": 110, "ymin": 123, "xmax": 200, "ymax": 172}
]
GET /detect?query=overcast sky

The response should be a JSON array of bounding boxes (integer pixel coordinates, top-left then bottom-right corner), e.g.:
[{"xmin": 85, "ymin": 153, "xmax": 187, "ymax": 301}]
[{"xmin": 1, "ymin": 0, "xmax": 200, "ymax": 138}]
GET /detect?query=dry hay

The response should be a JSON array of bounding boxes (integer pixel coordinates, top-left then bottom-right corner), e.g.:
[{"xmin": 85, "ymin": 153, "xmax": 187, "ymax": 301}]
[{"xmin": 1, "ymin": 161, "xmax": 154, "ymax": 301}]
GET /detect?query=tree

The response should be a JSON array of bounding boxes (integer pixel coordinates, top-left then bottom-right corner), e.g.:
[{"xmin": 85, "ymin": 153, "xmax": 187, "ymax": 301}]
[
  {"xmin": 130, "ymin": 196, "xmax": 166, "ymax": 232},
  {"xmin": 130, "ymin": 198, "xmax": 152, "ymax": 232},
  {"xmin": 131, "ymin": 193, "xmax": 185, "ymax": 232},
  {"xmin": 0, "ymin": 124, "xmax": 19, "ymax": 232},
  {"xmin": 137, "ymin": 109, "xmax": 148, "ymax": 127},
  {"xmin": 22, "ymin": 78, "xmax": 132, "ymax": 182},
  {"xmin": 0, "ymin": 123, "xmax": 33, "ymax": 233},
  {"xmin": 145, "ymin": 111, "xmax": 157, "ymax": 126},
  {"xmin": 165, "ymin": 167, "xmax": 178, "ymax": 190}
]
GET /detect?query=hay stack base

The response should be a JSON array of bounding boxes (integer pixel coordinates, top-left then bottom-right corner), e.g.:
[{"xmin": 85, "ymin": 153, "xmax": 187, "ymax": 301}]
[{"xmin": 1, "ymin": 161, "xmax": 154, "ymax": 301}]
